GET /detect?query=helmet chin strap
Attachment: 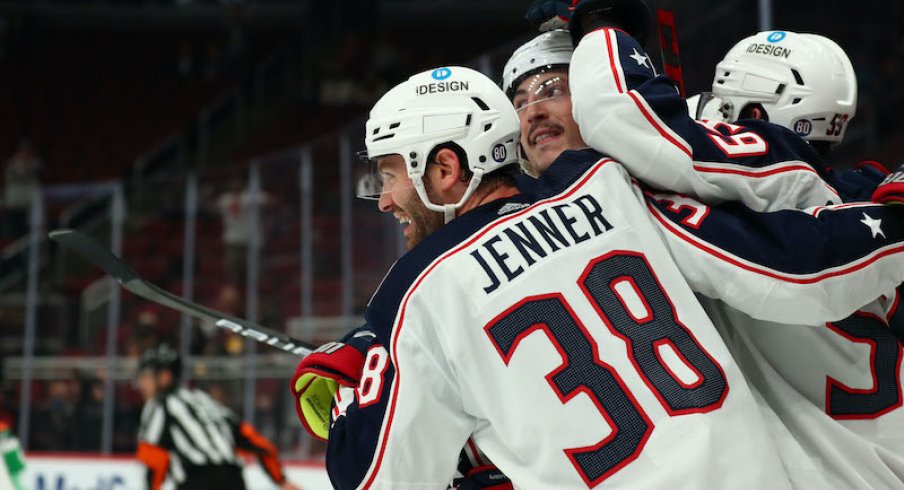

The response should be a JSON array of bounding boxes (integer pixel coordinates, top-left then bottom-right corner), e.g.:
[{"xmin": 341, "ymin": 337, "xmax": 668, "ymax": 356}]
[{"xmin": 413, "ymin": 169, "xmax": 485, "ymax": 224}]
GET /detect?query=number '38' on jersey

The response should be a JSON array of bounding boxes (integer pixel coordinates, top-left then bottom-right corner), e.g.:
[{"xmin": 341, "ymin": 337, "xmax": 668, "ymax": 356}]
[
  {"xmin": 568, "ymin": 25, "xmax": 904, "ymax": 488},
  {"xmin": 326, "ymin": 150, "xmax": 904, "ymax": 489}
]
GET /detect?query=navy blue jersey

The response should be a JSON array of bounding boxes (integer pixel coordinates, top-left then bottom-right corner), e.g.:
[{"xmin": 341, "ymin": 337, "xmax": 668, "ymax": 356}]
[{"xmin": 324, "ymin": 149, "xmax": 904, "ymax": 489}]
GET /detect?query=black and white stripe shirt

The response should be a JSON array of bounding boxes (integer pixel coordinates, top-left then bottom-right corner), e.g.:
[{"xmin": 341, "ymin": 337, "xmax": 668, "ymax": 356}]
[{"xmin": 138, "ymin": 387, "xmax": 244, "ymax": 485}]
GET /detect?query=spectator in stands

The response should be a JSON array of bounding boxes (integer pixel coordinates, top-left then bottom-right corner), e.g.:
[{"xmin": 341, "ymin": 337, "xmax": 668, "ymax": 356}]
[
  {"xmin": 198, "ymin": 283, "xmax": 245, "ymax": 355},
  {"xmin": 215, "ymin": 177, "xmax": 268, "ymax": 287},
  {"xmin": 124, "ymin": 308, "xmax": 162, "ymax": 357},
  {"xmin": 2, "ymin": 138, "xmax": 41, "ymax": 239},
  {"xmin": 71, "ymin": 378, "xmax": 104, "ymax": 451},
  {"xmin": 31, "ymin": 380, "xmax": 74, "ymax": 450}
]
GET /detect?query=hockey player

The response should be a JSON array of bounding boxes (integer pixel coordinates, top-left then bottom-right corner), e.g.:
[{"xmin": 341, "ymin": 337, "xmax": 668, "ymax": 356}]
[
  {"xmin": 0, "ymin": 421, "xmax": 25, "ymax": 490},
  {"xmin": 687, "ymin": 30, "xmax": 904, "ymax": 489},
  {"xmin": 522, "ymin": 1, "xmax": 904, "ymax": 486},
  {"xmin": 693, "ymin": 30, "xmax": 887, "ymax": 200},
  {"xmin": 136, "ymin": 344, "xmax": 301, "ymax": 490},
  {"xmin": 294, "ymin": 64, "xmax": 904, "ymax": 489}
]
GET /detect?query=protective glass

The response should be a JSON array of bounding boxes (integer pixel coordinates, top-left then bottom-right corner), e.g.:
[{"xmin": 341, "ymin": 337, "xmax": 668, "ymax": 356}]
[
  {"xmin": 512, "ymin": 74, "xmax": 571, "ymax": 115},
  {"xmin": 355, "ymin": 152, "xmax": 416, "ymax": 200}
]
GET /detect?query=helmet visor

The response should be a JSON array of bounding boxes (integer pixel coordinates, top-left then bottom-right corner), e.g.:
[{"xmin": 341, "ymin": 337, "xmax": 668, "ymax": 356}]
[
  {"xmin": 355, "ymin": 151, "xmax": 416, "ymax": 200},
  {"xmin": 512, "ymin": 73, "xmax": 571, "ymax": 115}
]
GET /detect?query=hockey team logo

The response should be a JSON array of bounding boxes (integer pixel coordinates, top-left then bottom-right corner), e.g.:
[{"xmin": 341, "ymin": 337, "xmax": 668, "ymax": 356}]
[
  {"xmin": 431, "ymin": 67, "xmax": 452, "ymax": 80},
  {"xmin": 497, "ymin": 202, "xmax": 530, "ymax": 215},
  {"xmin": 767, "ymin": 31, "xmax": 786, "ymax": 43},
  {"xmin": 793, "ymin": 119, "xmax": 812, "ymax": 136},
  {"xmin": 492, "ymin": 144, "xmax": 507, "ymax": 162}
]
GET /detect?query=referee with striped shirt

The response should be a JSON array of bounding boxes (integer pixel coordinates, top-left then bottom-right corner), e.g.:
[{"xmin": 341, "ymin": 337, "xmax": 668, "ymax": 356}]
[{"xmin": 136, "ymin": 344, "xmax": 301, "ymax": 490}]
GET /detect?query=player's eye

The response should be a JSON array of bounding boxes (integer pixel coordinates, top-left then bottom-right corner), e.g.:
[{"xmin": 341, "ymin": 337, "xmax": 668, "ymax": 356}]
[
  {"xmin": 549, "ymin": 85, "xmax": 567, "ymax": 97},
  {"xmin": 539, "ymin": 78, "xmax": 569, "ymax": 99}
]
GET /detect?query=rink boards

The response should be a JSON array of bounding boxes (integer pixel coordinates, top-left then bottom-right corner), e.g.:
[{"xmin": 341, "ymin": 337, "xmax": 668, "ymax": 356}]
[{"xmin": 22, "ymin": 453, "xmax": 331, "ymax": 490}]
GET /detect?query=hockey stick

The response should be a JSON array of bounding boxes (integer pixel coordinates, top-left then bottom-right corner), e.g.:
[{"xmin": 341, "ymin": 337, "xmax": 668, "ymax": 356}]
[
  {"xmin": 655, "ymin": 0, "xmax": 685, "ymax": 97},
  {"xmin": 49, "ymin": 229, "xmax": 314, "ymax": 357}
]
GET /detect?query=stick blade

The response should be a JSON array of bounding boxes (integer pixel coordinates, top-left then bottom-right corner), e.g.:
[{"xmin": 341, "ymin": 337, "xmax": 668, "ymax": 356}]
[{"xmin": 49, "ymin": 229, "xmax": 138, "ymax": 284}]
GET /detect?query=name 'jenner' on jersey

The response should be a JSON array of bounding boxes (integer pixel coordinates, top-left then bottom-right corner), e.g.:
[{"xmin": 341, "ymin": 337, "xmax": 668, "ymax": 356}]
[{"xmin": 470, "ymin": 193, "xmax": 614, "ymax": 294}]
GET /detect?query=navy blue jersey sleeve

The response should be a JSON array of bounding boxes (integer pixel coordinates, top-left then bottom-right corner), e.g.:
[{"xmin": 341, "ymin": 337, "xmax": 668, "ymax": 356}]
[
  {"xmin": 826, "ymin": 161, "xmax": 888, "ymax": 202},
  {"xmin": 324, "ymin": 203, "xmax": 525, "ymax": 489},
  {"xmin": 570, "ymin": 28, "xmax": 842, "ymax": 211},
  {"xmin": 326, "ymin": 301, "xmax": 473, "ymax": 489},
  {"xmin": 644, "ymin": 189, "xmax": 904, "ymax": 324},
  {"xmin": 325, "ymin": 329, "xmax": 393, "ymax": 489}
]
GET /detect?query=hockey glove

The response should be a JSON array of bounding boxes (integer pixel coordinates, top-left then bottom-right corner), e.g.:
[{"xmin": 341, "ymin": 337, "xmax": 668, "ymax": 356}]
[
  {"xmin": 570, "ymin": 0, "xmax": 651, "ymax": 47},
  {"xmin": 290, "ymin": 328, "xmax": 375, "ymax": 440},
  {"xmin": 453, "ymin": 465, "xmax": 513, "ymax": 490},
  {"xmin": 525, "ymin": 0, "xmax": 573, "ymax": 31},
  {"xmin": 872, "ymin": 163, "xmax": 904, "ymax": 206},
  {"xmin": 451, "ymin": 442, "xmax": 513, "ymax": 489}
]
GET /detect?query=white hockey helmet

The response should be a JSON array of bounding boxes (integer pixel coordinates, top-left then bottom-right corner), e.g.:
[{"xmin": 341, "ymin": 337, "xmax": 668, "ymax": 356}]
[
  {"xmin": 502, "ymin": 30, "xmax": 574, "ymax": 99},
  {"xmin": 710, "ymin": 30, "xmax": 857, "ymax": 145},
  {"xmin": 360, "ymin": 66, "xmax": 520, "ymax": 222}
]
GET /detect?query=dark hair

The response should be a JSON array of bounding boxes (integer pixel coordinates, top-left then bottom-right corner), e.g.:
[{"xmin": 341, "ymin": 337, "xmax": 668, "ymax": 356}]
[{"xmin": 428, "ymin": 142, "xmax": 518, "ymax": 192}]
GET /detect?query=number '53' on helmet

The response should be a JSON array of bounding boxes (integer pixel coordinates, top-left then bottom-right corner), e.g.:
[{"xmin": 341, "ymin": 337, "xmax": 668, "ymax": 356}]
[{"xmin": 710, "ymin": 30, "xmax": 857, "ymax": 146}]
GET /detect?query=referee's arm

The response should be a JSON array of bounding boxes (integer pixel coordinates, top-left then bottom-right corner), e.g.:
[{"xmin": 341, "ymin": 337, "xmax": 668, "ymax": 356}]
[
  {"xmin": 233, "ymin": 420, "xmax": 288, "ymax": 485},
  {"xmin": 136, "ymin": 441, "xmax": 169, "ymax": 490},
  {"xmin": 136, "ymin": 401, "xmax": 169, "ymax": 490}
]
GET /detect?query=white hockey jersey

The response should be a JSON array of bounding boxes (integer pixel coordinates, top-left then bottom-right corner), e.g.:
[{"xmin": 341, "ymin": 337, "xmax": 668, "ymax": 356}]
[
  {"xmin": 325, "ymin": 151, "xmax": 904, "ymax": 489},
  {"xmin": 570, "ymin": 27, "xmax": 904, "ymax": 488},
  {"xmin": 570, "ymin": 28, "xmax": 842, "ymax": 212}
]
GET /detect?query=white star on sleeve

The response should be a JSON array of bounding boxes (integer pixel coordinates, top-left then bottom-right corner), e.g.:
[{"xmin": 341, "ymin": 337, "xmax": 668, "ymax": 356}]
[
  {"xmin": 861, "ymin": 213, "xmax": 886, "ymax": 239},
  {"xmin": 629, "ymin": 48, "xmax": 650, "ymax": 69}
]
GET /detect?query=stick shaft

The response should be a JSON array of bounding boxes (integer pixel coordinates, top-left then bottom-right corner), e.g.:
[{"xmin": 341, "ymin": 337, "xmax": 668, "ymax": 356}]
[{"xmin": 49, "ymin": 228, "xmax": 314, "ymax": 357}]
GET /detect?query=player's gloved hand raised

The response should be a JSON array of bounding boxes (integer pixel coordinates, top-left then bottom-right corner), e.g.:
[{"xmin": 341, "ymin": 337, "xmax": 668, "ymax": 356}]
[
  {"xmin": 570, "ymin": 0, "xmax": 651, "ymax": 47},
  {"xmin": 872, "ymin": 163, "xmax": 904, "ymax": 205},
  {"xmin": 525, "ymin": 0, "xmax": 574, "ymax": 31},
  {"xmin": 290, "ymin": 328, "xmax": 375, "ymax": 441}
]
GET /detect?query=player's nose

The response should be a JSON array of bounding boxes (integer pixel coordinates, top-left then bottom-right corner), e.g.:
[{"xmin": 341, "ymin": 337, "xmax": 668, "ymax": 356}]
[
  {"xmin": 523, "ymin": 101, "xmax": 547, "ymax": 126},
  {"xmin": 377, "ymin": 192, "xmax": 393, "ymax": 212}
]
